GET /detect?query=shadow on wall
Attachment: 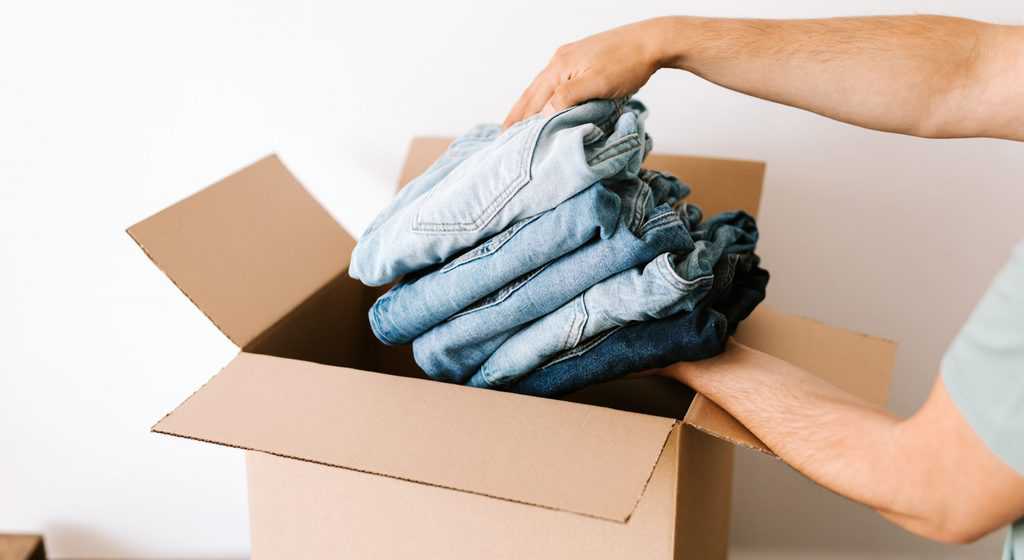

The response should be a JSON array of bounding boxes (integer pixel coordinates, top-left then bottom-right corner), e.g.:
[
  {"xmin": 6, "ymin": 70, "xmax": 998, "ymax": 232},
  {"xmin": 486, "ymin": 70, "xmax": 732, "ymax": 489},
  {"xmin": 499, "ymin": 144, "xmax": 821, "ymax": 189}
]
[{"xmin": 729, "ymin": 449, "xmax": 1007, "ymax": 559}]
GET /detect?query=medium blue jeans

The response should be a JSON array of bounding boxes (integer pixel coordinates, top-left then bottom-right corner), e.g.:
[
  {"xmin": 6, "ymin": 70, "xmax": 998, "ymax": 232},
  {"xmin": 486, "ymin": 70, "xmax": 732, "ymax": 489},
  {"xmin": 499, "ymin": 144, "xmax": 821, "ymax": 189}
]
[
  {"xmin": 369, "ymin": 183, "xmax": 622, "ymax": 345},
  {"xmin": 350, "ymin": 99, "xmax": 651, "ymax": 286},
  {"xmin": 506, "ymin": 254, "xmax": 769, "ymax": 397},
  {"xmin": 412, "ymin": 173, "xmax": 695, "ymax": 383},
  {"xmin": 369, "ymin": 170, "xmax": 689, "ymax": 345},
  {"xmin": 468, "ymin": 211, "xmax": 758, "ymax": 388}
]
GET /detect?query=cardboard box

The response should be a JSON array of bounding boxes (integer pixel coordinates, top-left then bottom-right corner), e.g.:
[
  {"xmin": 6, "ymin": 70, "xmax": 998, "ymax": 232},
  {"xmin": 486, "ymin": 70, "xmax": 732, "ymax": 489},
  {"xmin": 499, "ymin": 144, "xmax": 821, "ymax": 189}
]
[
  {"xmin": 0, "ymin": 534, "xmax": 46, "ymax": 560},
  {"xmin": 128, "ymin": 139, "xmax": 895, "ymax": 559}
]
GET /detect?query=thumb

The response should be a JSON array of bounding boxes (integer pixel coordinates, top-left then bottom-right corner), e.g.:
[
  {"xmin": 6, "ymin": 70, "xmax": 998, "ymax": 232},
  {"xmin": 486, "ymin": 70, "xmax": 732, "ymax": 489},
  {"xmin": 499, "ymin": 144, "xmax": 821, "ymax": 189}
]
[{"xmin": 549, "ymin": 74, "xmax": 606, "ymax": 112}]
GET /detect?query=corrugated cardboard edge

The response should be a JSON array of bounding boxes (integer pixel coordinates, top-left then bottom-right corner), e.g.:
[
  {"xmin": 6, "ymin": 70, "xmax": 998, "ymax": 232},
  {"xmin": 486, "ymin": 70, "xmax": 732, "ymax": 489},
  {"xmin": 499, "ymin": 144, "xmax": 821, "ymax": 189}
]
[
  {"xmin": 683, "ymin": 397, "xmax": 774, "ymax": 456},
  {"xmin": 127, "ymin": 227, "xmax": 243, "ymax": 347},
  {"xmin": 150, "ymin": 356, "xmax": 680, "ymax": 524},
  {"xmin": 126, "ymin": 153, "xmax": 356, "ymax": 349},
  {"xmin": 623, "ymin": 421, "xmax": 681, "ymax": 523}
]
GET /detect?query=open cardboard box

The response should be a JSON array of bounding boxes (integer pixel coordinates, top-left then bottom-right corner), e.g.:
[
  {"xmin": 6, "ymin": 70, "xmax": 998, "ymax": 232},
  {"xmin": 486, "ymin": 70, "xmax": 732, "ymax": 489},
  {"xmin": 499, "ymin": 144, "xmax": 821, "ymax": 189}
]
[{"xmin": 128, "ymin": 139, "xmax": 896, "ymax": 559}]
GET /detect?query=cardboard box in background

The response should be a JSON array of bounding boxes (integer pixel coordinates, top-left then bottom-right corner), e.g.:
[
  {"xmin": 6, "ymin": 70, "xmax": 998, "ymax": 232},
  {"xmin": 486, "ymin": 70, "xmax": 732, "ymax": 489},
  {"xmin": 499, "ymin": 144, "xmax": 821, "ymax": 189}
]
[
  {"xmin": 128, "ymin": 140, "xmax": 895, "ymax": 559},
  {"xmin": 0, "ymin": 534, "xmax": 46, "ymax": 560}
]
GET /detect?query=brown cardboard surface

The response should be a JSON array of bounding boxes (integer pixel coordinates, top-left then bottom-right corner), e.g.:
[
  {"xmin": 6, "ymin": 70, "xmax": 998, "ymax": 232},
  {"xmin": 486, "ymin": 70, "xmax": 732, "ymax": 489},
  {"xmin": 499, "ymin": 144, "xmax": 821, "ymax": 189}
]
[
  {"xmin": 243, "ymin": 271, "xmax": 374, "ymax": 370},
  {"xmin": 672, "ymin": 427, "xmax": 733, "ymax": 559},
  {"xmin": 127, "ymin": 155, "xmax": 354, "ymax": 348},
  {"xmin": 154, "ymin": 352, "xmax": 678, "ymax": 522},
  {"xmin": 644, "ymin": 153, "xmax": 764, "ymax": 220},
  {"xmin": 0, "ymin": 535, "xmax": 45, "ymax": 560},
  {"xmin": 247, "ymin": 424, "xmax": 723, "ymax": 559},
  {"xmin": 684, "ymin": 305, "xmax": 898, "ymax": 453}
]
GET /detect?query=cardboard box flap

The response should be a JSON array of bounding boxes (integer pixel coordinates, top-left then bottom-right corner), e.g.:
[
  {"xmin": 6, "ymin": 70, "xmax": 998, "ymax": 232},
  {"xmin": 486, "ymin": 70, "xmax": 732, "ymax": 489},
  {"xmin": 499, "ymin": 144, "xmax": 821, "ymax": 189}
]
[
  {"xmin": 127, "ymin": 155, "xmax": 355, "ymax": 348},
  {"xmin": 684, "ymin": 305, "xmax": 897, "ymax": 453},
  {"xmin": 154, "ymin": 352, "xmax": 678, "ymax": 522}
]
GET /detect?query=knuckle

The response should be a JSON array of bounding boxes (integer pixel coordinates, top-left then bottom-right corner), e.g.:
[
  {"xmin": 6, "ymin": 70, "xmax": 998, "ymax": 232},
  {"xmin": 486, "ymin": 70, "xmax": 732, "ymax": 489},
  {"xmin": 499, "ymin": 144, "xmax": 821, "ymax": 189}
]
[{"xmin": 553, "ymin": 42, "xmax": 575, "ymax": 60}]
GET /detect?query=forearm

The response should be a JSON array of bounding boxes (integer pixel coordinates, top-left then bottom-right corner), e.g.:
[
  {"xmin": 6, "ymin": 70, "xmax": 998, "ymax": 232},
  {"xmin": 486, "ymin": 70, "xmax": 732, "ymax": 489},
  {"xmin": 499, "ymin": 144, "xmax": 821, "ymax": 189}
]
[
  {"xmin": 650, "ymin": 15, "xmax": 1024, "ymax": 139},
  {"xmin": 666, "ymin": 343, "xmax": 907, "ymax": 511},
  {"xmin": 664, "ymin": 342, "xmax": 1024, "ymax": 543}
]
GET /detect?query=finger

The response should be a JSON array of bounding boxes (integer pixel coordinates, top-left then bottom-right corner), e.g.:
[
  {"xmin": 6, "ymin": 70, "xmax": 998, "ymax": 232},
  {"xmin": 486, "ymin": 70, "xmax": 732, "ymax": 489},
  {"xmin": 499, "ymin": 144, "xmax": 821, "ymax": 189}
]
[
  {"xmin": 502, "ymin": 69, "xmax": 551, "ymax": 129},
  {"xmin": 502, "ymin": 87, "xmax": 533, "ymax": 130},
  {"xmin": 515, "ymin": 75, "xmax": 559, "ymax": 123}
]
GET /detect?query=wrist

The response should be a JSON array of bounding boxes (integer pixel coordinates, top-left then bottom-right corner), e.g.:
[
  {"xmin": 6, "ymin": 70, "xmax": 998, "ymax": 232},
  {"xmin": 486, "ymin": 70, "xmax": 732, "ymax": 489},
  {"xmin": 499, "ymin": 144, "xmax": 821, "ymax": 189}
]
[{"xmin": 644, "ymin": 16, "xmax": 699, "ymax": 71}]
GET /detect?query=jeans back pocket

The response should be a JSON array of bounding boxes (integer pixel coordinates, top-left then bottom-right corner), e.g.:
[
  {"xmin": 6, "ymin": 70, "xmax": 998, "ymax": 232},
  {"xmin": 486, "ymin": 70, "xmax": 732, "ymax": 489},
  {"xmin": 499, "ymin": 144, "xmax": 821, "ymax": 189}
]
[{"xmin": 412, "ymin": 116, "xmax": 547, "ymax": 234}]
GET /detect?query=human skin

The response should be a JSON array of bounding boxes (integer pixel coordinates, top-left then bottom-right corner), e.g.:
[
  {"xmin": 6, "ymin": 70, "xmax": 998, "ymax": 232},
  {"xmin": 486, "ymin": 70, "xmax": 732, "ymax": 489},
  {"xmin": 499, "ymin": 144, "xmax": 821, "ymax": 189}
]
[
  {"xmin": 503, "ymin": 16, "xmax": 1024, "ymax": 141},
  {"xmin": 504, "ymin": 15, "xmax": 1024, "ymax": 544}
]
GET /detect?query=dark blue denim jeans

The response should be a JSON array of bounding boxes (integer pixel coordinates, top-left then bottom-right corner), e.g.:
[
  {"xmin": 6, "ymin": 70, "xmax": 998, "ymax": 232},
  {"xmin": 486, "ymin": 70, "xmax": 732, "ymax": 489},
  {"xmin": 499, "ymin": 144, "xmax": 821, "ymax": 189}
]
[{"xmin": 505, "ymin": 254, "xmax": 769, "ymax": 397}]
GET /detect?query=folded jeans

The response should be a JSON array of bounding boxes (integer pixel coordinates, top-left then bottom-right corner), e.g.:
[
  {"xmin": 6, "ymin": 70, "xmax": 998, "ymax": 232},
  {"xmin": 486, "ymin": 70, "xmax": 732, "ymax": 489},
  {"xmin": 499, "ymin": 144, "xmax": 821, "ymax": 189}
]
[
  {"xmin": 350, "ymin": 98, "xmax": 652, "ymax": 286},
  {"xmin": 369, "ymin": 169, "xmax": 690, "ymax": 345},
  {"xmin": 469, "ymin": 210, "xmax": 758, "ymax": 388},
  {"xmin": 506, "ymin": 253, "xmax": 770, "ymax": 397},
  {"xmin": 412, "ymin": 173, "xmax": 695, "ymax": 383}
]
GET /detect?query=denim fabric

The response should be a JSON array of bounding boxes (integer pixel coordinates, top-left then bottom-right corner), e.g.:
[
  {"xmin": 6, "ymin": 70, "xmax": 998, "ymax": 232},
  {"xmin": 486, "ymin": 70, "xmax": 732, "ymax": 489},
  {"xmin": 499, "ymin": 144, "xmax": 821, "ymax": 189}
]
[
  {"xmin": 369, "ymin": 169, "xmax": 688, "ymax": 345},
  {"xmin": 369, "ymin": 183, "xmax": 622, "ymax": 345},
  {"xmin": 412, "ymin": 174, "xmax": 695, "ymax": 383},
  {"xmin": 357, "ymin": 125, "xmax": 499, "ymax": 243},
  {"xmin": 506, "ymin": 254, "xmax": 769, "ymax": 397},
  {"xmin": 350, "ymin": 99, "xmax": 652, "ymax": 286},
  {"xmin": 469, "ymin": 211, "xmax": 758, "ymax": 388}
]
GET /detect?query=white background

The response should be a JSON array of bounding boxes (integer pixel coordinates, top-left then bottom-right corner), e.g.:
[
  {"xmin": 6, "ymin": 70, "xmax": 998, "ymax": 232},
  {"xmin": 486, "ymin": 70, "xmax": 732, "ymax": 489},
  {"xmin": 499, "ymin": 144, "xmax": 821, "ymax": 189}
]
[{"xmin": 1, "ymin": 1, "xmax": 1022, "ymax": 558}]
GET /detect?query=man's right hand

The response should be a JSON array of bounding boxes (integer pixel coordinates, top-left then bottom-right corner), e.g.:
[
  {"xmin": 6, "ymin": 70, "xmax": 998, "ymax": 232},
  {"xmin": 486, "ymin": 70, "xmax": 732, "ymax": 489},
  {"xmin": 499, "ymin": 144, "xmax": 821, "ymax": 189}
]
[{"xmin": 501, "ymin": 18, "xmax": 673, "ymax": 129}]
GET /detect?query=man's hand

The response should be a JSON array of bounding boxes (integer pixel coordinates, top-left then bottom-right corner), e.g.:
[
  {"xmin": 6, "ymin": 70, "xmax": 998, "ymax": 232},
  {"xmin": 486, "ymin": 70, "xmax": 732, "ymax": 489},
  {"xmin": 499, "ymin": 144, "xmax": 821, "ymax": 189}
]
[{"xmin": 502, "ymin": 19, "xmax": 671, "ymax": 129}]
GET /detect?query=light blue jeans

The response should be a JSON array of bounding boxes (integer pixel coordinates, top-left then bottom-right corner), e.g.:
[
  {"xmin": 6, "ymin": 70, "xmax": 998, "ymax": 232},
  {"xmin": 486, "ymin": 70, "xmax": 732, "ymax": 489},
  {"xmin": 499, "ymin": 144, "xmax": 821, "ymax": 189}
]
[
  {"xmin": 369, "ymin": 182, "xmax": 622, "ymax": 345},
  {"xmin": 369, "ymin": 169, "xmax": 689, "ymax": 345},
  {"xmin": 349, "ymin": 99, "xmax": 651, "ymax": 286},
  {"xmin": 468, "ymin": 211, "xmax": 758, "ymax": 388},
  {"xmin": 412, "ymin": 172, "xmax": 694, "ymax": 383}
]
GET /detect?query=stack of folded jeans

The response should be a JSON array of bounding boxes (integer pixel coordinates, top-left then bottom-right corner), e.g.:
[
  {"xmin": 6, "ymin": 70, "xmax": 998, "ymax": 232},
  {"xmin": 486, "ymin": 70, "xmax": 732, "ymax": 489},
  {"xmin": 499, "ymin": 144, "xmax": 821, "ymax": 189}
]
[{"xmin": 351, "ymin": 98, "xmax": 769, "ymax": 397}]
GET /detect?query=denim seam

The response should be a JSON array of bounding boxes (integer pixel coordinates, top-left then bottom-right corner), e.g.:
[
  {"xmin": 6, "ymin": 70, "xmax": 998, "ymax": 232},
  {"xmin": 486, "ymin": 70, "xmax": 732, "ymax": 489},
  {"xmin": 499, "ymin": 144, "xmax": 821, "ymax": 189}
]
[
  {"xmin": 410, "ymin": 122, "xmax": 537, "ymax": 232},
  {"xmin": 590, "ymin": 99, "xmax": 626, "ymax": 132},
  {"xmin": 653, "ymin": 255, "xmax": 715, "ymax": 293},
  {"xmin": 629, "ymin": 187, "xmax": 652, "ymax": 232},
  {"xmin": 411, "ymin": 106, "xmax": 577, "ymax": 234},
  {"xmin": 369, "ymin": 300, "xmax": 401, "ymax": 346},
  {"xmin": 581, "ymin": 125, "xmax": 604, "ymax": 145},
  {"xmin": 439, "ymin": 213, "xmax": 543, "ymax": 273},
  {"xmin": 563, "ymin": 295, "xmax": 589, "ymax": 353},
  {"xmin": 638, "ymin": 209, "xmax": 682, "ymax": 236},
  {"xmin": 539, "ymin": 326, "xmax": 623, "ymax": 369},
  {"xmin": 447, "ymin": 262, "xmax": 552, "ymax": 321},
  {"xmin": 585, "ymin": 133, "xmax": 640, "ymax": 167}
]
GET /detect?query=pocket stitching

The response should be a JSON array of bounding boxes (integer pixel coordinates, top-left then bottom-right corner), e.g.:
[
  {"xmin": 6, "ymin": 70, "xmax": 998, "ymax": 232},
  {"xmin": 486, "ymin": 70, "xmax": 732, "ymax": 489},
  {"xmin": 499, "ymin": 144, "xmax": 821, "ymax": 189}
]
[{"xmin": 412, "ymin": 108, "xmax": 577, "ymax": 233}]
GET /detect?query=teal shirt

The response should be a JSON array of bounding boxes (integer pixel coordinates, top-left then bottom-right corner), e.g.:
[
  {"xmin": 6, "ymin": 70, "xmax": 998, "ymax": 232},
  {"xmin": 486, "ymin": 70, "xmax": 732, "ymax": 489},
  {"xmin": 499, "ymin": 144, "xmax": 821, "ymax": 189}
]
[{"xmin": 942, "ymin": 240, "xmax": 1024, "ymax": 559}]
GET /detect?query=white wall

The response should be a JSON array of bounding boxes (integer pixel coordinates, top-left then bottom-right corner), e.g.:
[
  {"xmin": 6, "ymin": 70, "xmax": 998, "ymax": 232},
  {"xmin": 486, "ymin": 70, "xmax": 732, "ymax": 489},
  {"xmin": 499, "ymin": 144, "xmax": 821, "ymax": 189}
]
[{"xmin": 1, "ymin": 1, "xmax": 1021, "ymax": 558}]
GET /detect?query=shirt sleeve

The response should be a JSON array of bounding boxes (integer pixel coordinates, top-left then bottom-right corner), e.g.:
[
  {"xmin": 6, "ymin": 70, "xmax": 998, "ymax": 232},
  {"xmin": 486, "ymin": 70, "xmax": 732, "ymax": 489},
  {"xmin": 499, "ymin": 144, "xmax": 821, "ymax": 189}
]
[{"xmin": 941, "ymin": 240, "xmax": 1024, "ymax": 476}]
